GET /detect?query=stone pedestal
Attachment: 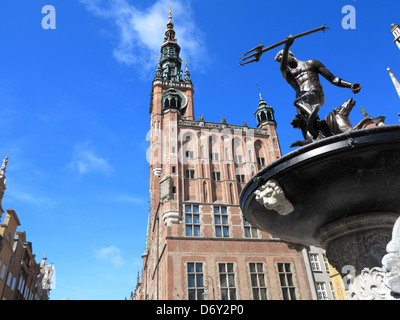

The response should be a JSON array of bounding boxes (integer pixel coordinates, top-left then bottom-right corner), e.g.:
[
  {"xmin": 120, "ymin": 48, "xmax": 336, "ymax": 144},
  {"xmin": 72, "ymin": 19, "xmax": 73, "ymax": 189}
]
[{"xmin": 314, "ymin": 213, "xmax": 397, "ymax": 274}]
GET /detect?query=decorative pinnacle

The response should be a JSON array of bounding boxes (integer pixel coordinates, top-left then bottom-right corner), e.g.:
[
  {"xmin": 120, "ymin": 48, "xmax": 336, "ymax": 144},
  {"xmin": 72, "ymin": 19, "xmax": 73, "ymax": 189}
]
[
  {"xmin": 257, "ymin": 83, "xmax": 264, "ymax": 102},
  {"xmin": 164, "ymin": 8, "xmax": 176, "ymax": 42},
  {"xmin": 0, "ymin": 157, "xmax": 8, "ymax": 182}
]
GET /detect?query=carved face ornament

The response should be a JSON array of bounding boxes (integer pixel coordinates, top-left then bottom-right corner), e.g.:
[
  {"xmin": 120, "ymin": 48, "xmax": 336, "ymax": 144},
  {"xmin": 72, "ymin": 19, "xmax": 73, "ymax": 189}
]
[{"xmin": 254, "ymin": 179, "xmax": 294, "ymax": 216}]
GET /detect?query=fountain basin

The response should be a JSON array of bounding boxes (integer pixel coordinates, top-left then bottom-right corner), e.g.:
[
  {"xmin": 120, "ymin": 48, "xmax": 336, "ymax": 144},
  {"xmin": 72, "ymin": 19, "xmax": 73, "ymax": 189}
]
[{"xmin": 240, "ymin": 125, "xmax": 400, "ymax": 246}]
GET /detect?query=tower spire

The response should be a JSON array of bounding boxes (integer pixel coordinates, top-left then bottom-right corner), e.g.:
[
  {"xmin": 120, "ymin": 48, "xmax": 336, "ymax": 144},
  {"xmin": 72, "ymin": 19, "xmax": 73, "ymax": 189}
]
[
  {"xmin": 254, "ymin": 88, "xmax": 276, "ymax": 128},
  {"xmin": 164, "ymin": 8, "xmax": 176, "ymax": 43},
  {"xmin": 156, "ymin": 9, "xmax": 183, "ymax": 82}
]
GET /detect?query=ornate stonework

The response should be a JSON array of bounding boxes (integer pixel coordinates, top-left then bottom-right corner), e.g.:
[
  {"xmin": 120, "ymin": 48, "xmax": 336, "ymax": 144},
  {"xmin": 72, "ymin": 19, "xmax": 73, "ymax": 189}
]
[
  {"xmin": 254, "ymin": 179, "xmax": 294, "ymax": 216},
  {"xmin": 316, "ymin": 214, "xmax": 400, "ymax": 300}
]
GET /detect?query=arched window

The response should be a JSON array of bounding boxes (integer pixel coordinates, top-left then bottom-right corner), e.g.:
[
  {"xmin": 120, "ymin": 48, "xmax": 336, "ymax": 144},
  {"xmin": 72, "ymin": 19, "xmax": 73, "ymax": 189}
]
[
  {"xmin": 164, "ymin": 99, "xmax": 170, "ymax": 108},
  {"xmin": 260, "ymin": 112, "xmax": 266, "ymax": 121},
  {"xmin": 171, "ymin": 98, "xmax": 176, "ymax": 108}
]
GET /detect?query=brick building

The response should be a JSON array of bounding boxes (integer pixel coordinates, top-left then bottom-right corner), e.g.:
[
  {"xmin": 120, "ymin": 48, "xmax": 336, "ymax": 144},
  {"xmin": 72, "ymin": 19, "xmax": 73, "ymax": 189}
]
[
  {"xmin": 0, "ymin": 158, "xmax": 53, "ymax": 300},
  {"xmin": 136, "ymin": 12, "xmax": 312, "ymax": 300}
]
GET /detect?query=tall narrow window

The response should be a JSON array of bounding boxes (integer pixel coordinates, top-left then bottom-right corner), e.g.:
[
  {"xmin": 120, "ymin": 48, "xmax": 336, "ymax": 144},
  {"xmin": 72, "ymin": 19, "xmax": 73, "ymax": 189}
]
[
  {"xmin": 185, "ymin": 205, "xmax": 200, "ymax": 237},
  {"xmin": 309, "ymin": 253, "xmax": 321, "ymax": 272},
  {"xmin": 322, "ymin": 254, "xmax": 330, "ymax": 272},
  {"xmin": 0, "ymin": 263, "xmax": 6, "ymax": 279},
  {"xmin": 277, "ymin": 263, "xmax": 297, "ymax": 300},
  {"xmin": 243, "ymin": 219, "xmax": 258, "ymax": 238},
  {"xmin": 187, "ymin": 262, "xmax": 204, "ymax": 300},
  {"xmin": 236, "ymin": 175, "xmax": 245, "ymax": 183},
  {"xmin": 6, "ymin": 273, "xmax": 12, "ymax": 287},
  {"xmin": 214, "ymin": 206, "xmax": 229, "ymax": 237},
  {"xmin": 218, "ymin": 263, "xmax": 236, "ymax": 300},
  {"xmin": 316, "ymin": 282, "xmax": 329, "ymax": 300},
  {"xmin": 249, "ymin": 263, "xmax": 268, "ymax": 300},
  {"xmin": 257, "ymin": 157, "xmax": 265, "ymax": 166}
]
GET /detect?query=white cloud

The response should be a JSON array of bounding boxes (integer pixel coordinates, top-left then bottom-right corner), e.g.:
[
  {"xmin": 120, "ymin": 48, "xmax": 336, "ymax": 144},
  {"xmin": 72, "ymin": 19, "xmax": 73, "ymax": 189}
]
[
  {"xmin": 68, "ymin": 142, "xmax": 114, "ymax": 175},
  {"xmin": 80, "ymin": 0, "xmax": 206, "ymax": 75},
  {"xmin": 94, "ymin": 246, "xmax": 123, "ymax": 267}
]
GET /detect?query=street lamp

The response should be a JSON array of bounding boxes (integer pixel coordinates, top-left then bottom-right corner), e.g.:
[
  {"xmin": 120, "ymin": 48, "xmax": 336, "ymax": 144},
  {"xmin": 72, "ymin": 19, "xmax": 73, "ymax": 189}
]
[{"xmin": 200, "ymin": 275, "xmax": 215, "ymax": 300}]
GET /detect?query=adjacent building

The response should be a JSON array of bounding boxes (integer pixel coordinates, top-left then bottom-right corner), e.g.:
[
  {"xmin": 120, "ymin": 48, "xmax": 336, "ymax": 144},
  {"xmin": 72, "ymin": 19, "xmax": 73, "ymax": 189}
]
[
  {"xmin": 0, "ymin": 158, "xmax": 53, "ymax": 300},
  {"xmin": 302, "ymin": 246, "xmax": 346, "ymax": 300},
  {"xmin": 136, "ymin": 12, "xmax": 314, "ymax": 300},
  {"xmin": 391, "ymin": 23, "xmax": 400, "ymax": 50}
]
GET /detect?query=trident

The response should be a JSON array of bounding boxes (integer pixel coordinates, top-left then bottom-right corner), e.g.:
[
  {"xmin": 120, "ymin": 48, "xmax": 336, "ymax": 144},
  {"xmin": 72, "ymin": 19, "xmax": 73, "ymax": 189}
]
[{"xmin": 239, "ymin": 25, "xmax": 329, "ymax": 66}]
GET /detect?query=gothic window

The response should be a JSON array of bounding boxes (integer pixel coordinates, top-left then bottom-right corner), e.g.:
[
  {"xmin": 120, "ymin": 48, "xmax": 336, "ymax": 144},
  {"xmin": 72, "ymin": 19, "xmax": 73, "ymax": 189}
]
[
  {"xmin": 229, "ymin": 183, "xmax": 235, "ymax": 204},
  {"xmin": 203, "ymin": 181, "xmax": 208, "ymax": 202},
  {"xmin": 254, "ymin": 140, "xmax": 266, "ymax": 168},
  {"xmin": 232, "ymin": 138, "xmax": 243, "ymax": 164},
  {"xmin": 171, "ymin": 98, "xmax": 176, "ymax": 108},
  {"xmin": 164, "ymin": 99, "xmax": 170, "ymax": 109}
]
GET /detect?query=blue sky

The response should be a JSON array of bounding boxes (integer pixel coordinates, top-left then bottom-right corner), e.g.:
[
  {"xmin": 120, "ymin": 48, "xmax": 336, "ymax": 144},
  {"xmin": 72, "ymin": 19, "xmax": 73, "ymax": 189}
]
[{"xmin": 0, "ymin": 0, "xmax": 399, "ymax": 300}]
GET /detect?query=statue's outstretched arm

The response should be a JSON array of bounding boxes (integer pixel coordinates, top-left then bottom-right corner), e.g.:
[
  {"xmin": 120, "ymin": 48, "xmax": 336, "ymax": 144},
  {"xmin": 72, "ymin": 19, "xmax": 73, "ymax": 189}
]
[{"xmin": 316, "ymin": 60, "xmax": 361, "ymax": 93}]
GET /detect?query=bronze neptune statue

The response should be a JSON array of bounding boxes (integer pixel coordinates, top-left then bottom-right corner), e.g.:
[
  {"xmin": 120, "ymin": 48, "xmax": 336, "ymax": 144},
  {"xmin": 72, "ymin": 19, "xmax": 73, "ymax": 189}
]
[{"xmin": 275, "ymin": 35, "xmax": 361, "ymax": 146}]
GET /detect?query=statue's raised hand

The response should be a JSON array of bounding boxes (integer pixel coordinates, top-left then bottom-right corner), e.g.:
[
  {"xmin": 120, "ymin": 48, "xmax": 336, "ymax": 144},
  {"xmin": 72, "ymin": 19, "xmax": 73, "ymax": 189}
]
[
  {"xmin": 351, "ymin": 83, "xmax": 361, "ymax": 94},
  {"xmin": 285, "ymin": 35, "xmax": 294, "ymax": 47}
]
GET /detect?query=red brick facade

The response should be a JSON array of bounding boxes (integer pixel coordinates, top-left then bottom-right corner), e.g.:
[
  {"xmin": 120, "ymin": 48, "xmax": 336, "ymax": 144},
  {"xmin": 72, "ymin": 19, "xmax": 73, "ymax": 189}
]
[{"xmin": 136, "ymin": 15, "xmax": 312, "ymax": 301}]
